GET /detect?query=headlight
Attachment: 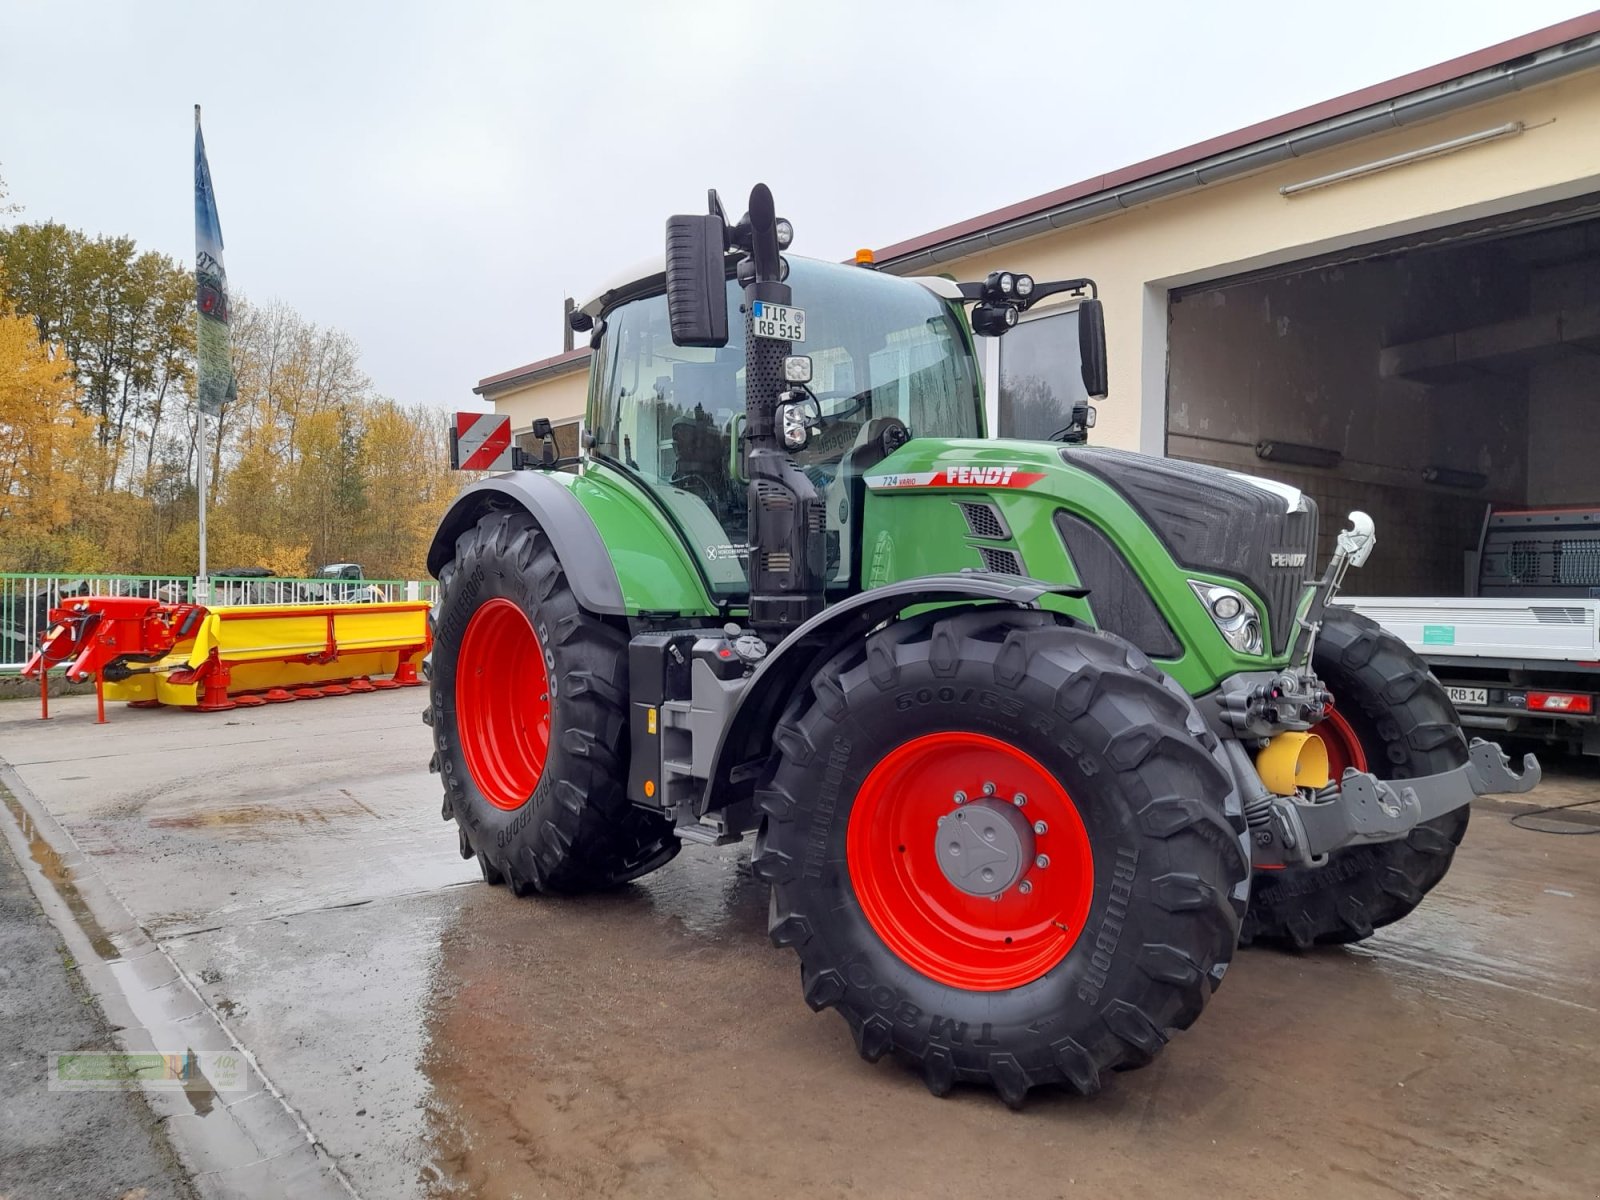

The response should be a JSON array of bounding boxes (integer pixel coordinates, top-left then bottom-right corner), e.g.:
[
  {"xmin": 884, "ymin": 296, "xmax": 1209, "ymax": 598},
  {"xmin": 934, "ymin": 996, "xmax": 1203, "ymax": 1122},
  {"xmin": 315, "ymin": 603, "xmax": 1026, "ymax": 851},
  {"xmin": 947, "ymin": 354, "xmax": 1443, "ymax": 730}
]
[
  {"xmin": 1015, "ymin": 274, "xmax": 1034, "ymax": 297},
  {"xmin": 998, "ymin": 273, "xmax": 1015, "ymax": 295},
  {"xmin": 781, "ymin": 405, "xmax": 809, "ymax": 449},
  {"xmin": 774, "ymin": 218, "xmax": 794, "ymax": 248},
  {"xmin": 1190, "ymin": 581, "xmax": 1264, "ymax": 655}
]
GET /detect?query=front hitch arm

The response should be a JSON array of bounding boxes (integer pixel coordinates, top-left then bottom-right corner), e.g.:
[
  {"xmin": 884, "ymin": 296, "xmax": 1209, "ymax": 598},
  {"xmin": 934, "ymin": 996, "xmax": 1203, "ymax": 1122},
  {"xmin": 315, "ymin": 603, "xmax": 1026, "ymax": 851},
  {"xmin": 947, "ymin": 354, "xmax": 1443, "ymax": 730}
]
[{"xmin": 1258, "ymin": 738, "xmax": 1540, "ymax": 868}]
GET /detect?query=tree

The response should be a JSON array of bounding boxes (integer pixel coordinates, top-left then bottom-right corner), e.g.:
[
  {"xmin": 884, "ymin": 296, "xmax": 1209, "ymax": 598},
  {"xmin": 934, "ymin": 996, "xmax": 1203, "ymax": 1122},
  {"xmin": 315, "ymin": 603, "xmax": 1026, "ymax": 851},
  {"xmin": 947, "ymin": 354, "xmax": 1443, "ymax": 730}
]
[
  {"xmin": 0, "ymin": 298, "xmax": 94, "ymax": 569},
  {"xmin": 0, "ymin": 224, "xmax": 193, "ymax": 487},
  {"xmin": 0, "ymin": 217, "xmax": 461, "ymax": 580}
]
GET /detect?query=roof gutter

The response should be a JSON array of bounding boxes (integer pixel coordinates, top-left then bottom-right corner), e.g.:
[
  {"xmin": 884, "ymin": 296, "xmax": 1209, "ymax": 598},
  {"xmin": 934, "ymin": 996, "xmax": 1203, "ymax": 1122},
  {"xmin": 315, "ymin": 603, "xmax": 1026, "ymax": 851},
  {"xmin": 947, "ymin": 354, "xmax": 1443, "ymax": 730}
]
[{"xmin": 878, "ymin": 32, "xmax": 1600, "ymax": 274}]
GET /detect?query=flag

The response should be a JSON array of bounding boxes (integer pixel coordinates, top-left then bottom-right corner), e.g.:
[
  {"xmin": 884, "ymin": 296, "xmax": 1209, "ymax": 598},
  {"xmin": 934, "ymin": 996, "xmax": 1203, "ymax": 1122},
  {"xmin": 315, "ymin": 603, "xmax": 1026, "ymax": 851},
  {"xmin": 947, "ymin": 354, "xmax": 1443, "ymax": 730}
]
[{"xmin": 194, "ymin": 106, "xmax": 236, "ymax": 417}]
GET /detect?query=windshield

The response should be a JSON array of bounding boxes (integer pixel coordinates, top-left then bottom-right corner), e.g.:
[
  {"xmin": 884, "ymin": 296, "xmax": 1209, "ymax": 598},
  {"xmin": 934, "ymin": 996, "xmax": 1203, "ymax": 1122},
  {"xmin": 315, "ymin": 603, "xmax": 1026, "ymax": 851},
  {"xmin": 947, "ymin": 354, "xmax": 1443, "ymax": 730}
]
[{"xmin": 589, "ymin": 258, "xmax": 983, "ymax": 596}]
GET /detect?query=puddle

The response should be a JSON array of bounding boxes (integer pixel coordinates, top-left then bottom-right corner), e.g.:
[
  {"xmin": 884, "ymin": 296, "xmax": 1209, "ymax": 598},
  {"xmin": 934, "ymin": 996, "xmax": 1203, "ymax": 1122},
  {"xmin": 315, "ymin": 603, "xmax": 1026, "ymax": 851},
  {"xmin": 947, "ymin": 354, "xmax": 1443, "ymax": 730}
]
[
  {"xmin": 0, "ymin": 782, "xmax": 121, "ymax": 960},
  {"xmin": 148, "ymin": 801, "xmax": 368, "ymax": 830}
]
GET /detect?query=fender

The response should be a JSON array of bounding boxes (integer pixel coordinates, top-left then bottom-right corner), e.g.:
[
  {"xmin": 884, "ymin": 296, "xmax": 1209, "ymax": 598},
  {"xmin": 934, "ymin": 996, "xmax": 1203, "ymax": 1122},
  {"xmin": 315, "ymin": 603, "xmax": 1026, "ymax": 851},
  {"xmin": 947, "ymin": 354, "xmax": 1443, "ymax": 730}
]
[
  {"xmin": 427, "ymin": 473, "xmax": 627, "ymax": 613},
  {"xmin": 700, "ymin": 573, "xmax": 1088, "ymax": 815}
]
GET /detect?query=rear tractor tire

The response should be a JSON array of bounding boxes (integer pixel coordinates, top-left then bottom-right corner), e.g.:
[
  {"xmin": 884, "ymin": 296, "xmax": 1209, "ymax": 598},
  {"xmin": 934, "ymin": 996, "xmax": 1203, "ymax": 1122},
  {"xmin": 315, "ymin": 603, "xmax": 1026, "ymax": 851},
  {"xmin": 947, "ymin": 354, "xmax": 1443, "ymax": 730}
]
[
  {"xmin": 754, "ymin": 609, "xmax": 1250, "ymax": 1106},
  {"xmin": 1242, "ymin": 607, "xmax": 1470, "ymax": 949},
  {"xmin": 425, "ymin": 510, "xmax": 679, "ymax": 893}
]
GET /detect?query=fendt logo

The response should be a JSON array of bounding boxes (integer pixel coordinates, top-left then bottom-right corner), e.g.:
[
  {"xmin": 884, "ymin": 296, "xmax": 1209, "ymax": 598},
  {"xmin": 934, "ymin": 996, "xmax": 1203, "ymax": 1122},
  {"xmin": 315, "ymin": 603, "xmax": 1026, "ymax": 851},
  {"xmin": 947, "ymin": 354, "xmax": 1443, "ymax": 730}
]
[
  {"xmin": 863, "ymin": 465, "xmax": 1046, "ymax": 490},
  {"xmin": 943, "ymin": 465, "xmax": 1022, "ymax": 485},
  {"xmin": 1270, "ymin": 551, "xmax": 1308, "ymax": 568}
]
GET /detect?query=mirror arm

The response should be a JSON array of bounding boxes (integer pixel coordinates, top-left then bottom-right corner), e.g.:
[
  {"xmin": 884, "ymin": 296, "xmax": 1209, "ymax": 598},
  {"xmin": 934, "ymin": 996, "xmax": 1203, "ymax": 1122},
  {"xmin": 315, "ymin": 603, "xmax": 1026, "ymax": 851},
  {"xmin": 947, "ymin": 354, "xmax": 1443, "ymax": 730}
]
[
  {"xmin": 953, "ymin": 277, "xmax": 1098, "ymax": 309},
  {"xmin": 1017, "ymin": 277, "xmax": 1096, "ymax": 310}
]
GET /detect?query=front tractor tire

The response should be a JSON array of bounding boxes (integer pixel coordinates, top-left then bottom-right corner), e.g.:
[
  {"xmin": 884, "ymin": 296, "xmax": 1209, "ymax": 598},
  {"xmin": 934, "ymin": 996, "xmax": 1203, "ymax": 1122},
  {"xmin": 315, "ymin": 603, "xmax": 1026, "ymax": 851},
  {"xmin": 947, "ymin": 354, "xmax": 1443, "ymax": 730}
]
[
  {"xmin": 426, "ymin": 510, "xmax": 678, "ymax": 893},
  {"xmin": 754, "ymin": 610, "xmax": 1250, "ymax": 1106},
  {"xmin": 1242, "ymin": 607, "xmax": 1470, "ymax": 949}
]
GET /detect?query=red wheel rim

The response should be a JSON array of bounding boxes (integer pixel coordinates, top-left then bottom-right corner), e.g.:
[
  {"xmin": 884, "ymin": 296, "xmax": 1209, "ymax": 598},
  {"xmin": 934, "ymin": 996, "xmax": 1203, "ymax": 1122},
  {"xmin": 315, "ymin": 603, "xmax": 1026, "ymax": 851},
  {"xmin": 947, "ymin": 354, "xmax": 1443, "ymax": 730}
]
[
  {"xmin": 457, "ymin": 598, "xmax": 551, "ymax": 811},
  {"xmin": 846, "ymin": 732, "xmax": 1094, "ymax": 991},
  {"xmin": 1319, "ymin": 707, "xmax": 1369, "ymax": 777}
]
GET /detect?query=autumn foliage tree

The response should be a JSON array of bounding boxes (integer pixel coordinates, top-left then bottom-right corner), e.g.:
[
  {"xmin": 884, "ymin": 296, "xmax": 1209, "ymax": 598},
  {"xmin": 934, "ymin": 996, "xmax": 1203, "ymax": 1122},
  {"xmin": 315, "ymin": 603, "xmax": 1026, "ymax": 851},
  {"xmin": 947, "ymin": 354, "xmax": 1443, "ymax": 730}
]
[
  {"xmin": 0, "ymin": 208, "xmax": 462, "ymax": 579},
  {"xmin": 0, "ymin": 297, "xmax": 94, "ymax": 566}
]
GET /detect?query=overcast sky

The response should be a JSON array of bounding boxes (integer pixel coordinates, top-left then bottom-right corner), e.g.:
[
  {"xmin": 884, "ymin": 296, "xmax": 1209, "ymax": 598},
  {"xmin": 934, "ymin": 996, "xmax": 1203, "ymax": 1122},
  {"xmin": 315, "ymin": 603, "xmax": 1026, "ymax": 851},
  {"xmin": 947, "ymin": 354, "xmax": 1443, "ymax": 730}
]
[{"xmin": 2, "ymin": 1, "xmax": 1593, "ymax": 410}]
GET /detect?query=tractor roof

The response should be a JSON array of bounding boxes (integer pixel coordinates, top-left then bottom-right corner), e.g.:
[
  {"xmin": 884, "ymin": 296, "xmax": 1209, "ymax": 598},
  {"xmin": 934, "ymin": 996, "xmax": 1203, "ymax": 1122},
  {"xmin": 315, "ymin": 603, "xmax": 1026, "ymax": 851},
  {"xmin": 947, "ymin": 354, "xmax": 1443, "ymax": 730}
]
[{"xmin": 575, "ymin": 254, "xmax": 962, "ymax": 319}]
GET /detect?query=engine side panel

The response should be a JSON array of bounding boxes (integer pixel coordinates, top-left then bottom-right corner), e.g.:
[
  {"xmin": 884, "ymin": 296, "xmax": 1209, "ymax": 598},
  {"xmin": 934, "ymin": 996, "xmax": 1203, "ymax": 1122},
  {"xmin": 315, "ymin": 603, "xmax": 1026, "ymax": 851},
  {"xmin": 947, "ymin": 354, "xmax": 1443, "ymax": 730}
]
[{"xmin": 858, "ymin": 439, "xmax": 1298, "ymax": 695}]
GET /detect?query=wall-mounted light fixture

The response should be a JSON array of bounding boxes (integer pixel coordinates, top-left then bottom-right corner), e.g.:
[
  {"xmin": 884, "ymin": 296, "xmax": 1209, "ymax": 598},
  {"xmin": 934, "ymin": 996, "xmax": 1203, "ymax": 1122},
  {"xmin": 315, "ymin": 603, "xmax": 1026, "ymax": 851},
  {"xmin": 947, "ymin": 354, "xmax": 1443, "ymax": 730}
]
[
  {"xmin": 1255, "ymin": 440, "xmax": 1343, "ymax": 469},
  {"xmin": 1422, "ymin": 465, "xmax": 1488, "ymax": 490},
  {"xmin": 1280, "ymin": 122, "xmax": 1525, "ymax": 198}
]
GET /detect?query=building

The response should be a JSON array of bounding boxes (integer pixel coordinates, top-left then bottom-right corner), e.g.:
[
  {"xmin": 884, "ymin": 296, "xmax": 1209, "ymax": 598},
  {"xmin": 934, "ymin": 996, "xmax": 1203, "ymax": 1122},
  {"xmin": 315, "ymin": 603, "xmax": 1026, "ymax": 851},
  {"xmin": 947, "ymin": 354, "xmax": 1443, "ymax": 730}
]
[{"xmin": 474, "ymin": 13, "xmax": 1600, "ymax": 596}]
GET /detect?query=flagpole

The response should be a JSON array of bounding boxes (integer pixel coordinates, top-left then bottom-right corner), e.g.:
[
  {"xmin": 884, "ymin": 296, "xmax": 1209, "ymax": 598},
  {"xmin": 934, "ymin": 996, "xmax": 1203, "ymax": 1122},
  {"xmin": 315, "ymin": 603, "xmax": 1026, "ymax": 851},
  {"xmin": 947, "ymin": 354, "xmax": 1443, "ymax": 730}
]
[
  {"xmin": 194, "ymin": 104, "xmax": 209, "ymax": 604},
  {"xmin": 197, "ymin": 412, "xmax": 208, "ymax": 596}
]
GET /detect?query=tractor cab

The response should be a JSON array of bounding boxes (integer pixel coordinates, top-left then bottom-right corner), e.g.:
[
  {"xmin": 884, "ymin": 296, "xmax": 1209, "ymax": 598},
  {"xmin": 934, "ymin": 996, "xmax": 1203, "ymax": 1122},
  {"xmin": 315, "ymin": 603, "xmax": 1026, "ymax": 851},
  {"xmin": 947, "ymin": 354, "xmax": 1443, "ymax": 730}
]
[{"xmin": 581, "ymin": 257, "xmax": 987, "ymax": 594}]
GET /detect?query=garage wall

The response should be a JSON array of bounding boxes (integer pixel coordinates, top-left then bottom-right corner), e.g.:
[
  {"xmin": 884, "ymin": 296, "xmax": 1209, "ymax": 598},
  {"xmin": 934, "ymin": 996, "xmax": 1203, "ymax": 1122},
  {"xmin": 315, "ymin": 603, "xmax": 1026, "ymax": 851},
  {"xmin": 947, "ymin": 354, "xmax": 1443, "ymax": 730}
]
[
  {"xmin": 912, "ymin": 67, "xmax": 1600, "ymax": 457},
  {"xmin": 484, "ymin": 367, "xmax": 588, "ymax": 437},
  {"xmin": 1527, "ymin": 258, "xmax": 1600, "ymax": 506},
  {"xmin": 1165, "ymin": 247, "xmax": 1529, "ymax": 595}
]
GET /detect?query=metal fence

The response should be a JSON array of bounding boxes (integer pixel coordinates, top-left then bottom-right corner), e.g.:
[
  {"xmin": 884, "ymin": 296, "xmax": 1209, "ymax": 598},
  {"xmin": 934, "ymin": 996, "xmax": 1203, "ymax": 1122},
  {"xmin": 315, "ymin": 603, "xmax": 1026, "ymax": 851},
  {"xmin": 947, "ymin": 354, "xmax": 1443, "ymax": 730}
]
[
  {"xmin": 205, "ymin": 576, "xmax": 432, "ymax": 608},
  {"xmin": 1, "ymin": 573, "xmax": 436, "ymax": 673}
]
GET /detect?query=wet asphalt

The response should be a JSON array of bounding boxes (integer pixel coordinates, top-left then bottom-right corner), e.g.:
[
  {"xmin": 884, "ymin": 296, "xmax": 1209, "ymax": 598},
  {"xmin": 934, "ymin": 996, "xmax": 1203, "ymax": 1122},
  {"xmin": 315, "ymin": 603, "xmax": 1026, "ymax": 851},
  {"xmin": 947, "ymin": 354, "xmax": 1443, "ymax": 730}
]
[{"xmin": 0, "ymin": 690, "xmax": 1596, "ymax": 1199}]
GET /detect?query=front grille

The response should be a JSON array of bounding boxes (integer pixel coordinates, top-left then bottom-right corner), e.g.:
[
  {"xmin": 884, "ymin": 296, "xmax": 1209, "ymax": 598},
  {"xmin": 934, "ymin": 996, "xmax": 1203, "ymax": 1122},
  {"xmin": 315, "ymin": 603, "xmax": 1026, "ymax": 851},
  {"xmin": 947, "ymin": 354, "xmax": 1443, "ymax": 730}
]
[
  {"xmin": 978, "ymin": 547, "xmax": 1025, "ymax": 575},
  {"xmin": 959, "ymin": 501, "xmax": 1009, "ymax": 540},
  {"xmin": 1261, "ymin": 508, "xmax": 1317, "ymax": 654}
]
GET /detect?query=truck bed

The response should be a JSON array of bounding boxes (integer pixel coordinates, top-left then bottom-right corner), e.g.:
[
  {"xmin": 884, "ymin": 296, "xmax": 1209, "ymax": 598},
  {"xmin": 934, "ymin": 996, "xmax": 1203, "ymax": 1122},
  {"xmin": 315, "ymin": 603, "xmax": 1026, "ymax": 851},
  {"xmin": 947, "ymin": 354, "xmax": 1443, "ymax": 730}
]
[{"xmin": 1335, "ymin": 596, "xmax": 1600, "ymax": 665}]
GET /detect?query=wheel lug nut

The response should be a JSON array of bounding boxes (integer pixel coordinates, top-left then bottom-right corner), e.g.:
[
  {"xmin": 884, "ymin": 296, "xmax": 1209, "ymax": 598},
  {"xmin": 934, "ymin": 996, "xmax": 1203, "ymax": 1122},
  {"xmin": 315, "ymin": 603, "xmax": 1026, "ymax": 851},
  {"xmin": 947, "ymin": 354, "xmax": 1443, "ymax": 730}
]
[
  {"xmin": 953, "ymin": 790, "xmax": 967, "ymax": 804},
  {"xmin": 1013, "ymin": 793, "xmax": 1026, "ymax": 807},
  {"xmin": 982, "ymin": 781, "xmax": 996, "ymax": 797},
  {"xmin": 1035, "ymin": 854, "xmax": 1050, "ymax": 869},
  {"xmin": 1019, "ymin": 880, "xmax": 1033, "ymax": 894},
  {"xmin": 1033, "ymin": 820, "xmax": 1047, "ymax": 835}
]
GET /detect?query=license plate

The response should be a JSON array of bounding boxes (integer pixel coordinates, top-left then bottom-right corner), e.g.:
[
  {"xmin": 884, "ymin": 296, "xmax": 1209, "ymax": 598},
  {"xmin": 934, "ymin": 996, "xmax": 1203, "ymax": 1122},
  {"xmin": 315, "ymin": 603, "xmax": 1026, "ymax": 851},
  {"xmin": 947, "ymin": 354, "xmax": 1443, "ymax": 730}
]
[
  {"xmin": 1446, "ymin": 686, "xmax": 1488, "ymax": 707},
  {"xmin": 752, "ymin": 301, "xmax": 805, "ymax": 342}
]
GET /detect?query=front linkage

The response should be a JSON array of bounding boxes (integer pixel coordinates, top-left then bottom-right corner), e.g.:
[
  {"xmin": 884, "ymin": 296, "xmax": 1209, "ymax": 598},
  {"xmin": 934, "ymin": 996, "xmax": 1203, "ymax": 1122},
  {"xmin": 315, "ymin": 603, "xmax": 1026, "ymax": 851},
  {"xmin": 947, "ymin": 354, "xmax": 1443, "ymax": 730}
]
[
  {"xmin": 1257, "ymin": 738, "xmax": 1539, "ymax": 867},
  {"xmin": 1208, "ymin": 512, "xmax": 1539, "ymax": 869}
]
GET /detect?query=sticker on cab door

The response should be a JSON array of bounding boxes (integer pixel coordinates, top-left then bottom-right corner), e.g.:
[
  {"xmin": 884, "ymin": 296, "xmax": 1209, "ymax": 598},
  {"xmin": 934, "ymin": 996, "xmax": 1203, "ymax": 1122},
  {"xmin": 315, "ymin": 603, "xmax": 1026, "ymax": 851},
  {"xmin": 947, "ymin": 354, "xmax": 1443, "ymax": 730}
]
[{"xmin": 863, "ymin": 465, "xmax": 1046, "ymax": 490}]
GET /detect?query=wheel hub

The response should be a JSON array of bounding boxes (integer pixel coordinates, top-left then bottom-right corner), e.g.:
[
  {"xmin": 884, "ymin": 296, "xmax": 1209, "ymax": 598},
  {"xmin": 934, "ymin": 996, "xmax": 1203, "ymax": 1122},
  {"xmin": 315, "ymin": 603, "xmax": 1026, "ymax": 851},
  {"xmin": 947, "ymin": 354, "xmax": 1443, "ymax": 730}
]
[{"xmin": 934, "ymin": 800, "xmax": 1035, "ymax": 897}]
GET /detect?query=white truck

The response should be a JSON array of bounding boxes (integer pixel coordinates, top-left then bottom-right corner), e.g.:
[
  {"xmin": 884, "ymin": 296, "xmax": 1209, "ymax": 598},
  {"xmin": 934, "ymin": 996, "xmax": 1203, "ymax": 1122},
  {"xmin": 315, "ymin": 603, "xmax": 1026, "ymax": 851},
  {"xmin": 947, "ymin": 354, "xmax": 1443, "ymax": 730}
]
[{"xmin": 1340, "ymin": 505, "xmax": 1600, "ymax": 758}]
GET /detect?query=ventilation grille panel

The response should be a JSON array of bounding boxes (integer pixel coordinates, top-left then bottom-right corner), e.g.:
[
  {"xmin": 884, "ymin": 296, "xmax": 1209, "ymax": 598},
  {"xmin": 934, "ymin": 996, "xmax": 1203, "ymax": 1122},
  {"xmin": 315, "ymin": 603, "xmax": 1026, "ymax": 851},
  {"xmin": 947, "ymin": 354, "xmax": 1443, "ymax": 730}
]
[
  {"xmin": 977, "ymin": 547, "xmax": 1025, "ymax": 576},
  {"xmin": 959, "ymin": 501, "xmax": 1009, "ymax": 540}
]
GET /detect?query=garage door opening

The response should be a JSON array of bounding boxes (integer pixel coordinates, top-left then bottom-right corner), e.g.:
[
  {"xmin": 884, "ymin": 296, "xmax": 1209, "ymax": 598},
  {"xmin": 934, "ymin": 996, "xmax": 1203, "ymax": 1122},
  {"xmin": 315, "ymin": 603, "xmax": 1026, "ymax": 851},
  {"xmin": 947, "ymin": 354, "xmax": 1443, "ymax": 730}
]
[{"xmin": 1166, "ymin": 192, "xmax": 1600, "ymax": 598}]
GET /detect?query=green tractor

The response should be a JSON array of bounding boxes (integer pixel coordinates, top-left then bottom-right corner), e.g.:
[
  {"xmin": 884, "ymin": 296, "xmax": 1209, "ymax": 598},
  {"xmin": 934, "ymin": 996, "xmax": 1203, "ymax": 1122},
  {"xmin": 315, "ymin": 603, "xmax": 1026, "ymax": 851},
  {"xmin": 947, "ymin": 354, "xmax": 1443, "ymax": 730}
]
[{"xmin": 424, "ymin": 184, "xmax": 1537, "ymax": 1105}]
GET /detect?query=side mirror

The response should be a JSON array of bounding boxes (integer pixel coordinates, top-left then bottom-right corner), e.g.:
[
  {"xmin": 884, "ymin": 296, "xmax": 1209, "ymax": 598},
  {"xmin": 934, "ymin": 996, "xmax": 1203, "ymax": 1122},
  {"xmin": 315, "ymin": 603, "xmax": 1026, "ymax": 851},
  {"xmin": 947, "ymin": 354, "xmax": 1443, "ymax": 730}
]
[
  {"xmin": 778, "ymin": 392, "xmax": 821, "ymax": 451},
  {"xmin": 665, "ymin": 214, "xmax": 728, "ymax": 348},
  {"xmin": 1078, "ymin": 298, "xmax": 1108, "ymax": 399}
]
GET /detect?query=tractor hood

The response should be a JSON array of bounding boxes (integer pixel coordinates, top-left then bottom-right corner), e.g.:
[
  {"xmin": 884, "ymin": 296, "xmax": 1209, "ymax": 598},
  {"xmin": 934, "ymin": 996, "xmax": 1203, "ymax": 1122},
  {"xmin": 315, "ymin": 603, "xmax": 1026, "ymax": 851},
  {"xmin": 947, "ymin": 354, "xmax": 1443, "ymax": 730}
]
[{"xmin": 861, "ymin": 439, "xmax": 1319, "ymax": 667}]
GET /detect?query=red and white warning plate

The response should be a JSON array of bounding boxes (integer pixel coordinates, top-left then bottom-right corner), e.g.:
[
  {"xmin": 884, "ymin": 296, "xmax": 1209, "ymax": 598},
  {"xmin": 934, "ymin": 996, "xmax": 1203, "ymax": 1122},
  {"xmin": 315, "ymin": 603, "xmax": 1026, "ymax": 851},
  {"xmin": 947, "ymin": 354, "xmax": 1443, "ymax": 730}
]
[{"xmin": 453, "ymin": 412, "xmax": 514, "ymax": 471}]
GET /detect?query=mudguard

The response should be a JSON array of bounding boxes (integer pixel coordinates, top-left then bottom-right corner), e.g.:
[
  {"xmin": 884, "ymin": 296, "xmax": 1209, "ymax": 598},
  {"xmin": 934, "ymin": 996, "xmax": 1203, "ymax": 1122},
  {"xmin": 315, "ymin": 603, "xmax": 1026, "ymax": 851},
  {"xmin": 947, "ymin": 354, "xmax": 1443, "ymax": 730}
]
[
  {"xmin": 427, "ymin": 473, "xmax": 627, "ymax": 613},
  {"xmin": 700, "ymin": 573, "xmax": 1087, "ymax": 815}
]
